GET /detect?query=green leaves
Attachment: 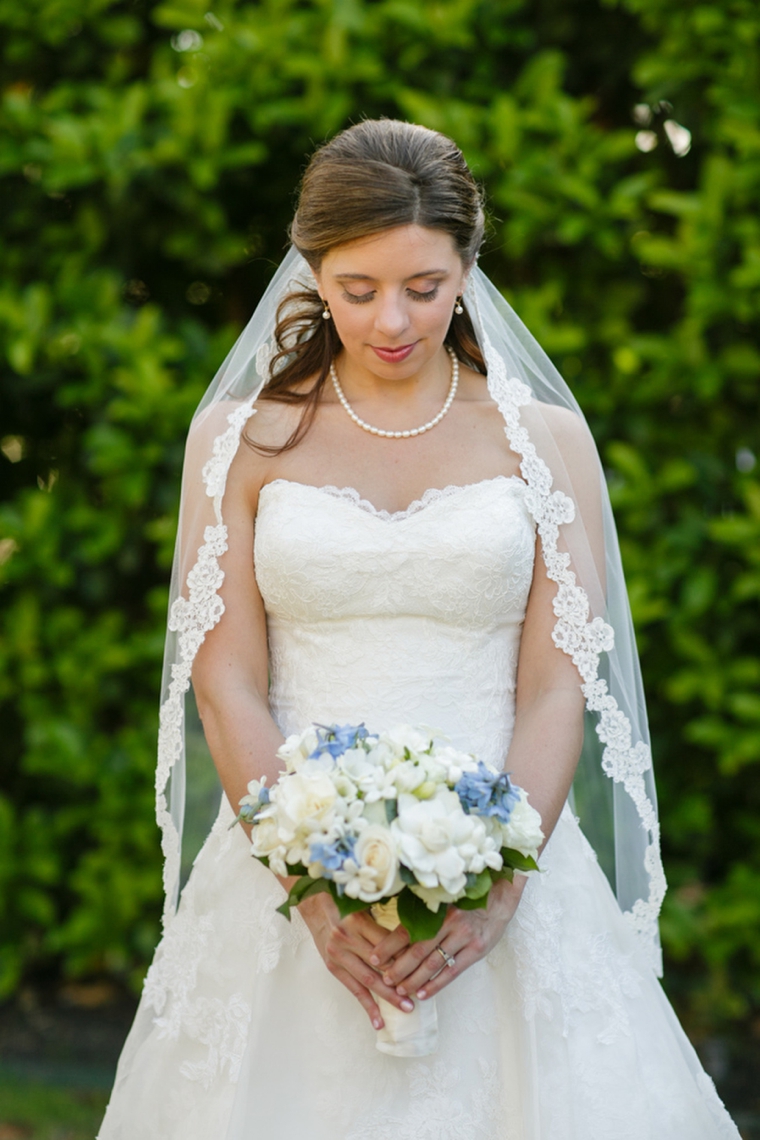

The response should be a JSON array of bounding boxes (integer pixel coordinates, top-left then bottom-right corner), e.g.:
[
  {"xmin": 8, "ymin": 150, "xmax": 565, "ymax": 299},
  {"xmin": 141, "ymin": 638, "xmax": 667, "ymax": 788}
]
[
  {"xmin": 0, "ymin": 0, "xmax": 757, "ymax": 1037},
  {"xmin": 500, "ymin": 848, "xmax": 539, "ymax": 874},
  {"xmin": 276, "ymin": 875, "xmax": 331, "ymax": 921},
  {"xmin": 397, "ymin": 888, "xmax": 447, "ymax": 944}
]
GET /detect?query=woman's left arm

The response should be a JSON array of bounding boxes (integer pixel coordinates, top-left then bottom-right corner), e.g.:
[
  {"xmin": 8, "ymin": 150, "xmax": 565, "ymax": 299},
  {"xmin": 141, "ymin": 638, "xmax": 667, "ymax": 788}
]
[
  {"xmin": 371, "ymin": 546, "xmax": 586, "ymax": 1000},
  {"xmin": 372, "ymin": 409, "xmax": 602, "ymax": 1000}
]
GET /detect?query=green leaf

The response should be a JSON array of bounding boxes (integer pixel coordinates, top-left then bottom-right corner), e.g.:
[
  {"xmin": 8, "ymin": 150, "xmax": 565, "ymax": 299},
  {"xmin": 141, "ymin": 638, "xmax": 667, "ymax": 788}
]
[
  {"xmin": 275, "ymin": 874, "xmax": 330, "ymax": 920},
  {"xmin": 454, "ymin": 894, "xmax": 490, "ymax": 911},
  {"xmin": 329, "ymin": 883, "xmax": 371, "ymax": 919},
  {"xmin": 397, "ymin": 888, "xmax": 447, "ymax": 944},
  {"xmin": 491, "ymin": 867, "xmax": 514, "ymax": 883},
  {"xmin": 500, "ymin": 848, "xmax": 539, "ymax": 873},
  {"xmin": 384, "ymin": 798, "xmax": 398, "ymax": 823},
  {"xmin": 464, "ymin": 868, "xmax": 492, "ymax": 899}
]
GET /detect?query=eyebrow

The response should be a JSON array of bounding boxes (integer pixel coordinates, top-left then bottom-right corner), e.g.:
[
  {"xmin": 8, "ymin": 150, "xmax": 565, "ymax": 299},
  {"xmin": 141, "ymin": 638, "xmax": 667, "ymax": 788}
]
[{"xmin": 332, "ymin": 269, "xmax": 451, "ymax": 282}]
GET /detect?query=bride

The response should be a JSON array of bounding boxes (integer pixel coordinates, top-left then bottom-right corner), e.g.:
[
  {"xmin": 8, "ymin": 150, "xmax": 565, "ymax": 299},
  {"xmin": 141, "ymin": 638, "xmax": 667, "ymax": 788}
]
[{"xmin": 98, "ymin": 120, "xmax": 739, "ymax": 1139}]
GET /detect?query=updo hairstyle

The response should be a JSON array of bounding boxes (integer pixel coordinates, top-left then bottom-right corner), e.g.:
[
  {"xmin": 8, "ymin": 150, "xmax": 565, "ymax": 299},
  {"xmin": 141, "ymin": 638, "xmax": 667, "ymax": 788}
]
[{"xmin": 253, "ymin": 119, "xmax": 486, "ymax": 454}]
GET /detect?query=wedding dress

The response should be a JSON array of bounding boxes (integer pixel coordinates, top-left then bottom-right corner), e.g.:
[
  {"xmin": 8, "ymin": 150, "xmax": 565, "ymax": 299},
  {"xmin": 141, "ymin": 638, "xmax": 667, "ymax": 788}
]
[{"xmin": 99, "ymin": 475, "xmax": 738, "ymax": 1140}]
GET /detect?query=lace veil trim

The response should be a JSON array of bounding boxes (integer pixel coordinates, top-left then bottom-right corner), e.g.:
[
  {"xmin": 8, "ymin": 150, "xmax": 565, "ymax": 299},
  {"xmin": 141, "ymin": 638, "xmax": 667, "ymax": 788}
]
[{"xmin": 479, "ymin": 322, "xmax": 666, "ymax": 970}]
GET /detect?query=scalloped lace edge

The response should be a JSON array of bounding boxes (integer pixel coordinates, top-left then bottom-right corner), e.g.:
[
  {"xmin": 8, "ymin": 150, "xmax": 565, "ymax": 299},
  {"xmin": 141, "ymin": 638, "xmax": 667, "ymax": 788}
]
[
  {"xmin": 155, "ymin": 399, "xmax": 258, "ymax": 923},
  {"xmin": 478, "ymin": 325, "xmax": 666, "ymax": 974},
  {"xmin": 262, "ymin": 474, "xmax": 527, "ymax": 522}
]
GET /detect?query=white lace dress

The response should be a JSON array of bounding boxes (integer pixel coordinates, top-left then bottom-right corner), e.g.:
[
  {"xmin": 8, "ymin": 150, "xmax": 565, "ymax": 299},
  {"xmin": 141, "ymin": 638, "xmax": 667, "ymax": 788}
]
[{"xmin": 99, "ymin": 476, "xmax": 739, "ymax": 1140}]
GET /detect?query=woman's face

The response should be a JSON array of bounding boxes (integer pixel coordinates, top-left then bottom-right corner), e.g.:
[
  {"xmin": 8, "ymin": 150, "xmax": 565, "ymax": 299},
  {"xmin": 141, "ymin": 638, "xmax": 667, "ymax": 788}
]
[{"xmin": 314, "ymin": 225, "xmax": 468, "ymax": 383}]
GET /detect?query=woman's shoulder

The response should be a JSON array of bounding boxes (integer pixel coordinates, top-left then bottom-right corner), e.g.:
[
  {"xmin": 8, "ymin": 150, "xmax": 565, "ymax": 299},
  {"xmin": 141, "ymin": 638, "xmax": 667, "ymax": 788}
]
[
  {"xmin": 524, "ymin": 398, "xmax": 598, "ymax": 466},
  {"xmin": 188, "ymin": 396, "xmax": 301, "ymax": 448},
  {"xmin": 184, "ymin": 396, "xmax": 306, "ymax": 508}
]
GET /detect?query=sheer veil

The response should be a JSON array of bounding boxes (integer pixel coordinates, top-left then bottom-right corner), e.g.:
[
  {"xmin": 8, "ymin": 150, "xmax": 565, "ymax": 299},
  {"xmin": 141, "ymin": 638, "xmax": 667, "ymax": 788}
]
[{"xmin": 155, "ymin": 246, "xmax": 666, "ymax": 975}]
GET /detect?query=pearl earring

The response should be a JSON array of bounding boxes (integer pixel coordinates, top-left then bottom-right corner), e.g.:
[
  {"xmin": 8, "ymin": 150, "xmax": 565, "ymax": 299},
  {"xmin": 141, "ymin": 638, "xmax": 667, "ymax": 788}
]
[
  {"xmin": 321, "ymin": 299, "xmax": 331, "ymax": 320},
  {"xmin": 454, "ymin": 296, "xmax": 464, "ymax": 315}
]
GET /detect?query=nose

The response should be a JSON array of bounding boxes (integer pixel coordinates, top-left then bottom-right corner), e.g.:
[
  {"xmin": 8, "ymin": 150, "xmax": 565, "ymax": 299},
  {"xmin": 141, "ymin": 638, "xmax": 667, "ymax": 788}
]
[{"xmin": 373, "ymin": 290, "xmax": 411, "ymax": 341}]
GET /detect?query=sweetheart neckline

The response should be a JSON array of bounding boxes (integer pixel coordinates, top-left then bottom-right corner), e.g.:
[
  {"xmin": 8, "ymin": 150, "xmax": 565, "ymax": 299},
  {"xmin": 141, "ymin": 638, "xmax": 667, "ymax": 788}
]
[{"xmin": 258, "ymin": 474, "xmax": 527, "ymax": 523}]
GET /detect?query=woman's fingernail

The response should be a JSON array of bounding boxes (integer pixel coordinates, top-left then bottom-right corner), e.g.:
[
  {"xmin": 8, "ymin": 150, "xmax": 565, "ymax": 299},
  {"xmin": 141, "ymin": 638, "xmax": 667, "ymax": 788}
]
[
  {"xmin": 373, "ymin": 1018, "xmax": 383, "ymax": 1030},
  {"xmin": 383, "ymin": 974, "xmax": 393, "ymax": 986},
  {"xmin": 396, "ymin": 985, "xmax": 407, "ymax": 996},
  {"xmin": 416, "ymin": 989, "xmax": 427, "ymax": 1000},
  {"xmin": 401, "ymin": 999, "xmax": 414, "ymax": 1012},
  {"xmin": 370, "ymin": 955, "xmax": 380, "ymax": 966}
]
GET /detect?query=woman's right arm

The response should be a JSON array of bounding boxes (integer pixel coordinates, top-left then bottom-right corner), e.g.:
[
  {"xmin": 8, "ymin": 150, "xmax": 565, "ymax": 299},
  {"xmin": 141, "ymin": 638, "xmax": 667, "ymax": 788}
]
[
  {"xmin": 189, "ymin": 432, "xmax": 413, "ymax": 1030},
  {"xmin": 189, "ymin": 443, "xmax": 284, "ymax": 809}
]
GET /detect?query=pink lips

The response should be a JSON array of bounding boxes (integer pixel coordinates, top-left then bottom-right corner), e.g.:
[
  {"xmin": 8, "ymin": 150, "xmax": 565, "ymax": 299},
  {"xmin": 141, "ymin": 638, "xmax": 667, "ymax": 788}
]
[{"xmin": 371, "ymin": 343, "xmax": 417, "ymax": 364}]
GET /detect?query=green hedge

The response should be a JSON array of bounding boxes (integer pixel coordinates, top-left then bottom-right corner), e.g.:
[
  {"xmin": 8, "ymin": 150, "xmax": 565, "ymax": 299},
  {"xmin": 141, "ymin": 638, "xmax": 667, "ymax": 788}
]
[{"xmin": 1, "ymin": 0, "xmax": 758, "ymax": 1033}]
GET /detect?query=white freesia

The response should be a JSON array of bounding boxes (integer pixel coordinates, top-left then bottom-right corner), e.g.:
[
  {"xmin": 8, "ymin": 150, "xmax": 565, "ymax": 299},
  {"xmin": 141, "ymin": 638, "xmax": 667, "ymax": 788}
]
[
  {"xmin": 244, "ymin": 776, "xmax": 268, "ymax": 800},
  {"xmin": 435, "ymin": 745, "xmax": 478, "ymax": 786},
  {"xmin": 500, "ymin": 793, "xmax": 545, "ymax": 862},
  {"xmin": 338, "ymin": 748, "xmax": 391, "ymax": 802},
  {"xmin": 383, "ymin": 724, "xmax": 434, "ymax": 759},
  {"xmin": 276, "ymin": 726, "xmax": 319, "ymax": 773},
  {"xmin": 388, "ymin": 759, "xmax": 428, "ymax": 794}
]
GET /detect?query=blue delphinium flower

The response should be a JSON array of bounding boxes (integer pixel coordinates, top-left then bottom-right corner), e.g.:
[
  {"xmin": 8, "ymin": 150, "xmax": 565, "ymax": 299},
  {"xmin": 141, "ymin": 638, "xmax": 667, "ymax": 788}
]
[
  {"xmin": 309, "ymin": 834, "xmax": 357, "ymax": 878},
  {"xmin": 234, "ymin": 784, "xmax": 270, "ymax": 826},
  {"xmin": 455, "ymin": 761, "xmax": 520, "ymax": 823},
  {"xmin": 310, "ymin": 723, "xmax": 369, "ymax": 760}
]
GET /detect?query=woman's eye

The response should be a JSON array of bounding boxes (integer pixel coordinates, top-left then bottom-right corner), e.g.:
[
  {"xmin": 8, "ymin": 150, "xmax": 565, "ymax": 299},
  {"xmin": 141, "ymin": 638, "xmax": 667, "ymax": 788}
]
[
  {"xmin": 341, "ymin": 285, "xmax": 440, "ymax": 304},
  {"xmin": 343, "ymin": 290, "xmax": 375, "ymax": 304}
]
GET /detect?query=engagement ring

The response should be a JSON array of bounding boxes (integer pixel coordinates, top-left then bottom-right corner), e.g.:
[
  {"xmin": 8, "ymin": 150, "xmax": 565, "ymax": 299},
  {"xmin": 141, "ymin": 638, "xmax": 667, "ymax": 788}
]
[{"xmin": 435, "ymin": 946, "xmax": 456, "ymax": 969}]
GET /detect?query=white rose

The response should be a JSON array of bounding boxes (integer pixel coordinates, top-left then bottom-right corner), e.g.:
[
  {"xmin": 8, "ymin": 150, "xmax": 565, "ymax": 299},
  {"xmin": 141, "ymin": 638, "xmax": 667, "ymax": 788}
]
[
  {"xmin": 274, "ymin": 770, "xmax": 338, "ymax": 842},
  {"xmin": 250, "ymin": 814, "xmax": 280, "ymax": 858},
  {"xmin": 349, "ymin": 825, "xmax": 401, "ymax": 903},
  {"xmin": 500, "ymin": 793, "xmax": 544, "ymax": 861}
]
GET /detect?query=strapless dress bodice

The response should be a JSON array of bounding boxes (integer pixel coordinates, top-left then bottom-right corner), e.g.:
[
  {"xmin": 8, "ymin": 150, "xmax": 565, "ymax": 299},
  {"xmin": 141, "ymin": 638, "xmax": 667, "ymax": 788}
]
[{"xmin": 254, "ymin": 476, "xmax": 536, "ymax": 766}]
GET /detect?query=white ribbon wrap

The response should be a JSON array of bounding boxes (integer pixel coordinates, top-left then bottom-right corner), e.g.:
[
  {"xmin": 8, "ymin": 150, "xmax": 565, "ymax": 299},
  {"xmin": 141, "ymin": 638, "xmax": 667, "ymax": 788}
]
[{"xmin": 371, "ymin": 897, "xmax": 439, "ymax": 1057}]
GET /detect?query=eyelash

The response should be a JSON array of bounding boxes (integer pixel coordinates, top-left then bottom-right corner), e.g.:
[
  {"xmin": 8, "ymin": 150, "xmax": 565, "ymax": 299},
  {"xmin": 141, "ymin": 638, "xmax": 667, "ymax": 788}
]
[{"xmin": 342, "ymin": 286, "xmax": 440, "ymax": 305}]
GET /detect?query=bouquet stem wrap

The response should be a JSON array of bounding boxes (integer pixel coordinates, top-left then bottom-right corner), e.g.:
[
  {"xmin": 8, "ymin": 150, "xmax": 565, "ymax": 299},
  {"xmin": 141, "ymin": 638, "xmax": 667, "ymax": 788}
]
[{"xmin": 370, "ymin": 897, "xmax": 439, "ymax": 1058}]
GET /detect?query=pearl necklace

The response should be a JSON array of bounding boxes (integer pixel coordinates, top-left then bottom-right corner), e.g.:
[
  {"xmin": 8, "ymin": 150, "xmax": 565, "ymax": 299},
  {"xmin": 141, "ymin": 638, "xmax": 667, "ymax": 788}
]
[{"xmin": 330, "ymin": 347, "xmax": 459, "ymax": 439}]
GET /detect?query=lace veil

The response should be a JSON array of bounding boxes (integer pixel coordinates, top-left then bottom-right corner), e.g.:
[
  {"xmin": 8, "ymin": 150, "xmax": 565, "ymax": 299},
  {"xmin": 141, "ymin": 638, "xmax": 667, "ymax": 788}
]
[{"xmin": 156, "ymin": 245, "xmax": 666, "ymax": 975}]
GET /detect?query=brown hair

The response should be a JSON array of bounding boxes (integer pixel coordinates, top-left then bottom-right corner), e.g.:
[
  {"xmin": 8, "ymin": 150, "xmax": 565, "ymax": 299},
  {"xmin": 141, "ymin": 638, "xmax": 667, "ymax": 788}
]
[{"xmin": 249, "ymin": 119, "xmax": 486, "ymax": 455}]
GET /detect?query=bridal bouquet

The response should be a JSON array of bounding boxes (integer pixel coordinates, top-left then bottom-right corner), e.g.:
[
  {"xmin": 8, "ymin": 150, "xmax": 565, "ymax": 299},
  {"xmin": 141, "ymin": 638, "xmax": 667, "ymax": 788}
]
[
  {"xmin": 235, "ymin": 723, "xmax": 543, "ymax": 941},
  {"xmin": 234, "ymin": 722, "xmax": 543, "ymax": 1056}
]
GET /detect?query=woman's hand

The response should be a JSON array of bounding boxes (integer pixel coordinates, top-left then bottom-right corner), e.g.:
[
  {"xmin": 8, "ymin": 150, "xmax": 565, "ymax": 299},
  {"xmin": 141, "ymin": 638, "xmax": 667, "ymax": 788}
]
[
  {"xmin": 297, "ymin": 892, "xmax": 417, "ymax": 1030},
  {"xmin": 369, "ymin": 877, "xmax": 525, "ymax": 1002}
]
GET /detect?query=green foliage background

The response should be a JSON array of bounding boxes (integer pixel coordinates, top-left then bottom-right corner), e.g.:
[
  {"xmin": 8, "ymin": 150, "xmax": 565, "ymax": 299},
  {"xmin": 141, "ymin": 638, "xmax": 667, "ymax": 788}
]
[{"xmin": 0, "ymin": 0, "xmax": 758, "ymax": 1036}]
